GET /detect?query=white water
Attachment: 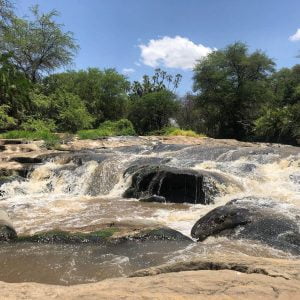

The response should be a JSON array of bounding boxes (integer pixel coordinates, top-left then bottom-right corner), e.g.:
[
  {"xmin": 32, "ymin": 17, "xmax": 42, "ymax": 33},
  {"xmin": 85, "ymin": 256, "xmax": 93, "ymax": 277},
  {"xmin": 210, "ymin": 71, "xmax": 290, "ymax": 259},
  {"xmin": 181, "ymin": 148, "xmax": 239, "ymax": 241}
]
[{"xmin": 0, "ymin": 145, "xmax": 299, "ymax": 237}]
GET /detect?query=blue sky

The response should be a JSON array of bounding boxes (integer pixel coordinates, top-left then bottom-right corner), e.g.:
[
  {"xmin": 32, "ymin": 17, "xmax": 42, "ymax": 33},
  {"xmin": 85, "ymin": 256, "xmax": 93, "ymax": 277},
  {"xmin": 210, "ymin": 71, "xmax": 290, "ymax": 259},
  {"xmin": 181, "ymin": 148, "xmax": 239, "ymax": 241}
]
[{"xmin": 15, "ymin": 0, "xmax": 300, "ymax": 94}]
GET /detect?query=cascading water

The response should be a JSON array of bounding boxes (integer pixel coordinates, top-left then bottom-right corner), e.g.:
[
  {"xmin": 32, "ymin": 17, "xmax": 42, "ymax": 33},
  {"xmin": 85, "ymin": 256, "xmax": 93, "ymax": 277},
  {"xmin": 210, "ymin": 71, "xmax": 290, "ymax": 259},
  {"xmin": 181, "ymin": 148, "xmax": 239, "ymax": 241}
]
[{"xmin": 0, "ymin": 138, "xmax": 299, "ymax": 284}]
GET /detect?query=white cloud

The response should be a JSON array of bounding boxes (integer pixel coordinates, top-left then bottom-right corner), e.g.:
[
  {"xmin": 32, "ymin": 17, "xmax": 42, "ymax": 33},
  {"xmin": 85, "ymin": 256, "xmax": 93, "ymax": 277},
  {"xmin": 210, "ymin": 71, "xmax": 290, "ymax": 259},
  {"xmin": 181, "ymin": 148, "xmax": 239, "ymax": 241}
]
[
  {"xmin": 134, "ymin": 61, "xmax": 141, "ymax": 67},
  {"xmin": 139, "ymin": 36, "xmax": 213, "ymax": 70},
  {"xmin": 122, "ymin": 68, "xmax": 135, "ymax": 74},
  {"xmin": 289, "ymin": 29, "xmax": 300, "ymax": 41}
]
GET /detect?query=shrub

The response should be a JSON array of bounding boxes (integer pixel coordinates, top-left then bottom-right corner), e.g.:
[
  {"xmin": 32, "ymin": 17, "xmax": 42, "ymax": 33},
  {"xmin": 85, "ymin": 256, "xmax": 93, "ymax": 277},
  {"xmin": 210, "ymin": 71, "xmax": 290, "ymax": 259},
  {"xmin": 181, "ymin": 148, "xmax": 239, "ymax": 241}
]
[
  {"xmin": 254, "ymin": 104, "xmax": 300, "ymax": 144},
  {"xmin": 21, "ymin": 118, "xmax": 57, "ymax": 132},
  {"xmin": 0, "ymin": 105, "xmax": 16, "ymax": 130},
  {"xmin": 77, "ymin": 119, "xmax": 136, "ymax": 139},
  {"xmin": 150, "ymin": 126, "xmax": 205, "ymax": 138},
  {"xmin": 0, "ymin": 130, "xmax": 60, "ymax": 148}
]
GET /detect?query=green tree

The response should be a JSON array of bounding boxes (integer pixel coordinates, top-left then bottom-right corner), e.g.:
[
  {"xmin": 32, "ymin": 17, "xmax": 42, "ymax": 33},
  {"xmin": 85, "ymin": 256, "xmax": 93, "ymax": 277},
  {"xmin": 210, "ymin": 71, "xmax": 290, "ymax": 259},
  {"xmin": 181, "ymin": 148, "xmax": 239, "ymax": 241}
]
[
  {"xmin": 0, "ymin": 104, "xmax": 15, "ymax": 130},
  {"xmin": 130, "ymin": 68, "xmax": 182, "ymax": 97},
  {"xmin": 30, "ymin": 90, "xmax": 94, "ymax": 132},
  {"xmin": 177, "ymin": 93, "xmax": 204, "ymax": 132},
  {"xmin": 193, "ymin": 42, "xmax": 275, "ymax": 139},
  {"xmin": 129, "ymin": 90, "xmax": 179, "ymax": 134},
  {"xmin": 42, "ymin": 68, "xmax": 130, "ymax": 124},
  {"xmin": 254, "ymin": 104, "xmax": 300, "ymax": 144},
  {"xmin": 0, "ymin": 53, "xmax": 31, "ymax": 122},
  {"xmin": 254, "ymin": 65, "xmax": 300, "ymax": 144},
  {"xmin": 0, "ymin": 5, "xmax": 78, "ymax": 82}
]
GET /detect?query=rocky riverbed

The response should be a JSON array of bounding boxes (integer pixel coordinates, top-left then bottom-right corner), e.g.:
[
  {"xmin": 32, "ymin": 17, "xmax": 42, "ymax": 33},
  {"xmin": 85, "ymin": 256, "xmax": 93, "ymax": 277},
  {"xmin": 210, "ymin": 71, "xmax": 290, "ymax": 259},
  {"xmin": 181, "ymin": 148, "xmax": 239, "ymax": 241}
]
[{"xmin": 0, "ymin": 136, "xmax": 299, "ymax": 298}]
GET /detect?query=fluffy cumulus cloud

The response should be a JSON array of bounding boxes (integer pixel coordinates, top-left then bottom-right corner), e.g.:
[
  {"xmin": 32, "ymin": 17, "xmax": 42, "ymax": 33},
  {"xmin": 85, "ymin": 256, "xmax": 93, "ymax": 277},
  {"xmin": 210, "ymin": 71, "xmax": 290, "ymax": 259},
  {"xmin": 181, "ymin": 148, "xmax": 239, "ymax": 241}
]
[
  {"xmin": 122, "ymin": 68, "xmax": 135, "ymax": 74},
  {"xmin": 139, "ymin": 36, "xmax": 213, "ymax": 70},
  {"xmin": 289, "ymin": 29, "xmax": 300, "ymax": 41}
]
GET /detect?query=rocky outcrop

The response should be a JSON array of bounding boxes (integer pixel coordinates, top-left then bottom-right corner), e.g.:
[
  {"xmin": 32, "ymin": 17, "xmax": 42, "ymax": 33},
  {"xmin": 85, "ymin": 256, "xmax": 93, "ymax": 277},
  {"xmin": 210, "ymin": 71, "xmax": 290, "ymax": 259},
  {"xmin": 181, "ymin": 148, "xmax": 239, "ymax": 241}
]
[
  {"xmin": 0, "ymin": 139, "xmax": 60, "ymax": 179},
  {"xmin": 11, "ymin": 224, "xmax": 192, "ymax": 245},
  {"xmin": 123, "ymin": 165, "xmax": 230, "ymax": 204},
  {"xmin": 0, "ymin": 210, "xmax": 17, "ymax": 241},
  {"xmin": 131, "ymin": 254, "xmax": 300, "ymax": 280},
  {"xmin": 191, "ymin": 197, "xmax": 300, "ymax": 254}
]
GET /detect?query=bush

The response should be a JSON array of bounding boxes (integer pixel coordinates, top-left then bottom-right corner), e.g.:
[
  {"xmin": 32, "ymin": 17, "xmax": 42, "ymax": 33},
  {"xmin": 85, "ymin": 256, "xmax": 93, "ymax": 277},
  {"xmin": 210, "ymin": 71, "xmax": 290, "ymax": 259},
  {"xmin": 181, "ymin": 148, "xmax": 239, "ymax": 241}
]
[
  {"xmin": 77, "ymin": 119, "xmax": 136, "ymax": 139},
  {"xmin": 0, "ymin": 105, "xmax": 16, "ymax": 130},
  {"xmin": 30, "ymin": 90, "xmax": 94, "ymax": 133},
  {"xmin": 150, "ymin": 126, "xmax": 205, "ymax": 138},
  {"xmin": 21, "ymin": 118, "xmax": 56, "ymax": 132},
  {"xmin": 254, "ymin": 104, "xmax": 300, "ymax": 144},
  {"xmin": 0, "ymin": 130, "xmax": 60, "ymax": 148}
]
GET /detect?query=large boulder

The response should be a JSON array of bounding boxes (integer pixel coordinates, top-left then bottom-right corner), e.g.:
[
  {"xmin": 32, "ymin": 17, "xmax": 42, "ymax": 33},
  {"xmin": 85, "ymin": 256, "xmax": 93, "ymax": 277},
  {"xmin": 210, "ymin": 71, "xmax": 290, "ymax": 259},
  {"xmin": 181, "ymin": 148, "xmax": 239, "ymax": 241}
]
[
  {"xmin": 0, "ymin": 210, "xmax": 17, "ymax": 241},
  {"xmin": 123, "ymin": 165, "xmax": 234, "ymax": 204},
  {"xmin": 191, "ymin": 197, "xmax": 300, "ymax": 255}
]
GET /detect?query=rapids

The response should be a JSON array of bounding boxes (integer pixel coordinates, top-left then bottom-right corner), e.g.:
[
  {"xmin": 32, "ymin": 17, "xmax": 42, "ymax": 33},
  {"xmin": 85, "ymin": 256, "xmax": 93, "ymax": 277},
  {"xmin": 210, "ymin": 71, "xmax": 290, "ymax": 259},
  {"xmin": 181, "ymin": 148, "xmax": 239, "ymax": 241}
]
[{"xmin": 0, "ymin": 137, "xmax": 299, "ymax": 285}]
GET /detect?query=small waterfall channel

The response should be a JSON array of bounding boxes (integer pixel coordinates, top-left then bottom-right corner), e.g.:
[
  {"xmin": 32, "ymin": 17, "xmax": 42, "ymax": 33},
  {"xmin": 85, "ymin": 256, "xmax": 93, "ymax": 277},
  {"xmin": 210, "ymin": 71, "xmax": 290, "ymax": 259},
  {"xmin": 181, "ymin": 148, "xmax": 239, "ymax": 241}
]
[{"xmin": 0, "ymin": 137, "xmax": 299, "ymax": 284}]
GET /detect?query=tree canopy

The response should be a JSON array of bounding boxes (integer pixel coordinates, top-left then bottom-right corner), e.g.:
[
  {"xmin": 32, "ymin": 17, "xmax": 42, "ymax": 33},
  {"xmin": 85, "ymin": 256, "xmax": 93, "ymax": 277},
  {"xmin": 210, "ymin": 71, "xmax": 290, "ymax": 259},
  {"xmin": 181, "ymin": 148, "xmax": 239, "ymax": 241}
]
[
  {"xmin": 0, "ymin": 5, "xmax": 78, "ymax": 82},
  {"xmin": 192, "ymin": 42, "xmax": 275, "ymax": 139}
]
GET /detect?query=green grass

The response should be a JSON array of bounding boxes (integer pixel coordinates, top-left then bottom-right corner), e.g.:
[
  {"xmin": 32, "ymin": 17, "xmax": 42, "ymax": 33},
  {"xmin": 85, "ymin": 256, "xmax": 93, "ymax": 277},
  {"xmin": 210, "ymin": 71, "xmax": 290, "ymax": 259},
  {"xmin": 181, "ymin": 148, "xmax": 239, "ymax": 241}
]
[
  {"xmin": 0, "ymin": 130, "xmax": 60, "ymax": 148},
  {"xmin": 150, "ymin": 127, "xmax": 206, "ymax": 138},
  {"xmin": 78, "ymin": 119, "xmax": 136, "ymax": 139}
]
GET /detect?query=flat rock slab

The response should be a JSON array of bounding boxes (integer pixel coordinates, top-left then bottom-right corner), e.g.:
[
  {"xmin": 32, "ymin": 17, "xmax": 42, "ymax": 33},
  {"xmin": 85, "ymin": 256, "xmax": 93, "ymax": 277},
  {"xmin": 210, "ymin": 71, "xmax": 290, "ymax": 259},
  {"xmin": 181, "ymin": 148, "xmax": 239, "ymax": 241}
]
[{"xmin": 1, "ymin": 268, "xmax": 300, "ymax": 299}]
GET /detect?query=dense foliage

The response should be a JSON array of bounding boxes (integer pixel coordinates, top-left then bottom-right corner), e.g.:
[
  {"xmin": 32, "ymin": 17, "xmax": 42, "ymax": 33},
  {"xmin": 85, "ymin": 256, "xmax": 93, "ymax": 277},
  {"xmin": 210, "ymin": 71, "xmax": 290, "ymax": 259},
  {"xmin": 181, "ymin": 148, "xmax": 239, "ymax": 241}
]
[
  {"xmin": 178, "ymin": 43, "xmax": 299, "ymax": 145},
  {"xmin": 0, "ymin": 1, "xmax": 299, "ymax": 145}
]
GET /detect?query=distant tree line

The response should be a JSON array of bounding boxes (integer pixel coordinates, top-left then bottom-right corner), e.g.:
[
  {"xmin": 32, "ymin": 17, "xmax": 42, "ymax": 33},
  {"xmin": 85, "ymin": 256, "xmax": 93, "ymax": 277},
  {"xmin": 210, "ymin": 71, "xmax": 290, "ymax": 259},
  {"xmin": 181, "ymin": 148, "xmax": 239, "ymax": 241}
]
[{"xmin": 0, "ymin": 1, "xmax": 299, "ymax": 145}]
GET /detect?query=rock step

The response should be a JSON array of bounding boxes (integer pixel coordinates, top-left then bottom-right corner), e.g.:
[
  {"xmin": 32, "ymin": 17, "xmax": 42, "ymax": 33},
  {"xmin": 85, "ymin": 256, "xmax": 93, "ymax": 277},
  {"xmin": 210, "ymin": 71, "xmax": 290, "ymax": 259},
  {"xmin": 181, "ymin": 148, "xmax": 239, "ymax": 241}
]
[
  {"xmin": 0, "ymin": 139, "xmax": 25, "ymax": 145},
  {"xmin": 9, "ymin": 157, "xmax": 43, "ymax": 164},
  {"xmin": 0, "ymin": 163, "xmax": 36, "ymax": 178}
]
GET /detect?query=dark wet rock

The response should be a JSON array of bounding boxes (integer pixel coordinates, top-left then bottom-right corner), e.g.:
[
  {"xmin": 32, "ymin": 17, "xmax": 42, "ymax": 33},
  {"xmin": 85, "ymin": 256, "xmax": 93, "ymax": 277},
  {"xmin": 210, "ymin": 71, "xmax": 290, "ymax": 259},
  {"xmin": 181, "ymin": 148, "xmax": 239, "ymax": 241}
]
[
  {"xmin": 132, "ymin": 228, "xmax": 193, "ymax": 242},
  {"xmin": 191, "ymin": 197, "xmax": 300, "ymax": 255},
  {"xmin": 114, "ymin": 145, "xmax": 153, "ymax": 154},
  {"xmin": 86, "ymin": 159, "xmax": 121, "ymax": 196},
  {"xmin": 150, "ymin": 143, "xmax": 190, "ymax": 153},
  {"xmin": 0, "ymin": 175, "xmax": 24, "ymax": 187},
  {"xmin": 0, "ymin": 139, "xmax": 24, "ymax": 145},
  {"xmin": 9, "ymin": 157, "xmax": 43, "ymax": 164},
  {"xmin": 0, "ymin": 210, "xmax": 17, "ymax": 241},
  {"xmin": 16, "ymin": 230, "xmax": 115, "ymax": 244},
  {"xmin": 38, "ymin": 151, "xmax": 113, "ymax": 165},
  {"xmin": 239, "ymin": 163, "xmax": 257, "ymax": 173},
  {"xmin": 14, "ymin": 227, "xmax": 192, "ymax": 245},
  {"xmin": 123, "ymin": 165, "xmax": 231, "ymax": 204},
  {"xmin": 0, "ymin": 164, "xmax": 35, "ymax": 178},
  {"xmin": 140, "ymin": 195, "xmax": 166, "ymax": 203},
  {"xmin": 0, "ymin": 175, "xmax": 25, "ymax": 197},
  {"xmin": 0, "ymin": 225, "xmax": 17, "ymax": 241}
]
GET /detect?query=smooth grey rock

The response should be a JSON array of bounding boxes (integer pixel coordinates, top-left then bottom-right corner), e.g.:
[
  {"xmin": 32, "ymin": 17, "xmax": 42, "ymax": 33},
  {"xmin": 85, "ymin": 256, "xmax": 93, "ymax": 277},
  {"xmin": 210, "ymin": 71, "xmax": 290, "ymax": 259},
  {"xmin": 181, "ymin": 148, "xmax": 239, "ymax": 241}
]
[{"xmin": 191, "ymin": 197, "xmax": 300, "ymax": 255}]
